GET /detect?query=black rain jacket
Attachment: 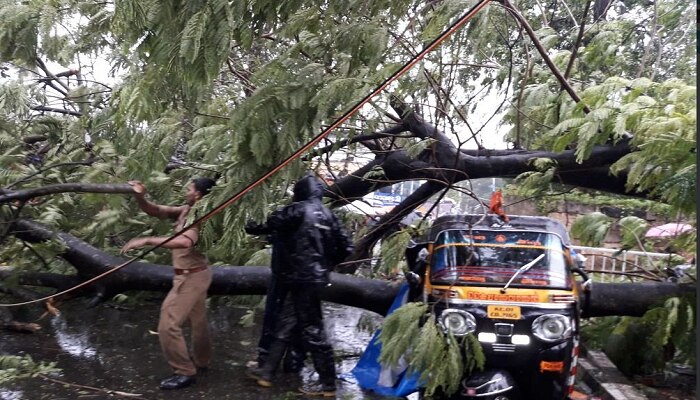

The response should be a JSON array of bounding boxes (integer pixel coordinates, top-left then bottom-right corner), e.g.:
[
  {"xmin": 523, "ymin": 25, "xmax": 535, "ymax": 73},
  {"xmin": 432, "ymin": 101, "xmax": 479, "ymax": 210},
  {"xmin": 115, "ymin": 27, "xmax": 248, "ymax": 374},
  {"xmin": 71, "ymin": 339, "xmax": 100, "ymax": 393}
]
[{"xmin": 246, "ymin": 174, "xmax": 353, "ymax": 284}]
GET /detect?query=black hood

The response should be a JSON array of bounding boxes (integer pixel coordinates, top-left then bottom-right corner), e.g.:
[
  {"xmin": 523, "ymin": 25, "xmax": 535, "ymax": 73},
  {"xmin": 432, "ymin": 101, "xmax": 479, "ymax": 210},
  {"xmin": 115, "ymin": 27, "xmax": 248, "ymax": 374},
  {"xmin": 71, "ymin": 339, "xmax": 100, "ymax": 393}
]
[{"xmin": 292, "ymin": 173, "xmax": 324, "ymax": 202}]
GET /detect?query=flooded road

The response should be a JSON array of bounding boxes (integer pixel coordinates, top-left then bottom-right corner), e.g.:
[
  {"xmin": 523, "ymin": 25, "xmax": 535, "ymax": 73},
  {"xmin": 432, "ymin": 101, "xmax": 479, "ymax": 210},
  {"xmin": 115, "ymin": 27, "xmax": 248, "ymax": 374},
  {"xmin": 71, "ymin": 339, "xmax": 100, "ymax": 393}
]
[{"xmin": 0, "ymin": 296, "xmax": 399, "ymax": 400}]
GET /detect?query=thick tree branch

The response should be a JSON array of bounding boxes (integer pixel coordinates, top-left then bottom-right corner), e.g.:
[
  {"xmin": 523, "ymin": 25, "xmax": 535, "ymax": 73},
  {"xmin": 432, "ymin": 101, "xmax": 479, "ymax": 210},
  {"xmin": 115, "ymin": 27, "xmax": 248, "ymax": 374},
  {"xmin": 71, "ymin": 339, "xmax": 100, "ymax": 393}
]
[
  {"xmin": 3, "ymin": 219, "xmax": 692, "ymax": 318},
  {"xmin": 338, "ymin": 180, "xmax": 448, "ymax": 272},
  {"xmin": 6, "ymin": 219, "xmax": 395, "ymax": 314},
  {"xmin": 0, "ymin": 183, "xmax": 135, "ymax": 203},
  {"xmin": 303, "ymin": 125, "xmax": 408, "ymax": 160},
  {"xmin": 325, "ymin": 100, "xmax": 642, "ymax": 260},
  {"xmin": 32, "ymin": 106, "xmax": 82, "ymax": 117}
]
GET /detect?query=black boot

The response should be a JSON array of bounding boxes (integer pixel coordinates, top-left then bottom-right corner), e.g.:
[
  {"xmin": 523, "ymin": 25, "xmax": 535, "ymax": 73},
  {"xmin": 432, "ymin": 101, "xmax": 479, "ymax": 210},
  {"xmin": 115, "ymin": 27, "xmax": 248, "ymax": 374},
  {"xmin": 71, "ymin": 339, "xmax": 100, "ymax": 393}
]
[
  {"xmin": 159, "ymin": 374, "xmax": 196, "ymax": 390},
  {"xmin": 283, "ymin": 348, "xmax": 305, "ymax": 373},
  {"xmin": 283, "ymin": 329, "xmax": 306, "ymax": 372},
  {"xmin": 309, "ymin": 346, "xmax": 337, "ymax": 391},
  {"xmin": 247, "ymin": 340, "xmax": 286, "ymax": 388}
]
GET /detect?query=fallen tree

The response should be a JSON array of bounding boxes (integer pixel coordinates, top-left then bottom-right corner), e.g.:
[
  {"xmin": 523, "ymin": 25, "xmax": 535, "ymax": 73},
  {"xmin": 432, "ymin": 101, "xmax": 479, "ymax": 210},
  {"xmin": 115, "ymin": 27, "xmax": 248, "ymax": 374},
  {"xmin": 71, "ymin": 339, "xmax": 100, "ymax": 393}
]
[
  {"xmin": 323, "ymin": 99, "xmax": 644, "ymax": 269},
  {"xmin": 3, "ymin": 219, "xmax": 693, "ymax": 317},
  {"xmin": 0, "ymin": 100, "xmax": 643, "ymax": 274}
]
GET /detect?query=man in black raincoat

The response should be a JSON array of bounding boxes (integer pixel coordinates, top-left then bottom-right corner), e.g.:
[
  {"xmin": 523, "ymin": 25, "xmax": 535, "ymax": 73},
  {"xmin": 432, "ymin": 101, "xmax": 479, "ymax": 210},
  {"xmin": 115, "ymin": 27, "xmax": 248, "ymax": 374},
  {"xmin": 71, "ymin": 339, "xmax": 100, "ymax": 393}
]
[
  {"xmin": 249, "ymin": 232, "xmax": 305, "ymax": 372},
  {"xmin": 245, "ymin": 173, "xmax": 353, "ymax": 397}
]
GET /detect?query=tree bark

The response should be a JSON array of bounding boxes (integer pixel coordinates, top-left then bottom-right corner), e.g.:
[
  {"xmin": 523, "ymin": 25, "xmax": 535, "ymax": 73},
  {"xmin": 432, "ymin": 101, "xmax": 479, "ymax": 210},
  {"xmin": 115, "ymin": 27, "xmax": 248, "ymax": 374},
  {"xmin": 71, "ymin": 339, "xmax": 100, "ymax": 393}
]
[
  {"xmin": 581, "ymin": 282, "xmax": 696, "ymax": 318},
  {"xmin": 327, "ymin": 98, "xmax": 641, "ymax": 267},
  {"xmin": 0, "ymin": 183, "xmax": 135, "ymax": 203},
  {"xmin": 4, "ymin": 219, "xmax": 692, "ymax": 318}
]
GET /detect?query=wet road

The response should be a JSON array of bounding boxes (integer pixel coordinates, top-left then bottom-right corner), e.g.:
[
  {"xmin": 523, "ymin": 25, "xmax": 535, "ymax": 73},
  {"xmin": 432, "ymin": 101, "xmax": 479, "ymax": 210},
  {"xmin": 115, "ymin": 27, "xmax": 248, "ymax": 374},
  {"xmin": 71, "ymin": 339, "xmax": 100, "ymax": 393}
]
[{"xmin": 0, "ymin": 296, "xmax": 400, "ymax": 400}]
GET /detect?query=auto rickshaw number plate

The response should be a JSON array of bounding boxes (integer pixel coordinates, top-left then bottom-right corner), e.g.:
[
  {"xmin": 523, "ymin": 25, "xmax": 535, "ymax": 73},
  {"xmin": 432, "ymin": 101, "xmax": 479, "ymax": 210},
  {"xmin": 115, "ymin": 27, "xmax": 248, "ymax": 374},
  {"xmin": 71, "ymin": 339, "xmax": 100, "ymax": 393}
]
[{"xmin": 487, "ymin": 305, "xmax": 521, "ymax": 320}]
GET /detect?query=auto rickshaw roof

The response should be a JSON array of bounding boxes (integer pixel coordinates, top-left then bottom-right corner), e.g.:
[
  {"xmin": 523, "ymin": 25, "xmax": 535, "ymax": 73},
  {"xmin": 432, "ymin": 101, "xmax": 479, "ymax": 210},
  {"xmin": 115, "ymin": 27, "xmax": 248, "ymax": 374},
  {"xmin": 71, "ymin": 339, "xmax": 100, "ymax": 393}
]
[{"xmin": 424, "ymin": 214, "xmax": 571, "ymax": 246}]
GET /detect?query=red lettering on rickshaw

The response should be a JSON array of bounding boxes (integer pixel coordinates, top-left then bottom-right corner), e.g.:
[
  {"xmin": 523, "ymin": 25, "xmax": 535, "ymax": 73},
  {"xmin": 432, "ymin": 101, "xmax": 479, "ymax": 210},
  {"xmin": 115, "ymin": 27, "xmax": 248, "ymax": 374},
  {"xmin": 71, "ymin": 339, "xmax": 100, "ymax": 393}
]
[{"xmin": 466, "ymin": 292, "xmax": 540, "ymax": 302}]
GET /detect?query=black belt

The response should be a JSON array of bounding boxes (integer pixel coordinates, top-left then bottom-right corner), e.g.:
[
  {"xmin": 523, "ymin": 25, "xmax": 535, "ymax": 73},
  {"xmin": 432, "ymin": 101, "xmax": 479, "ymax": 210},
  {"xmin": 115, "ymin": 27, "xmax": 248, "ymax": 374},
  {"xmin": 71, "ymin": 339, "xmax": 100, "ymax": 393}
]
[{"xmin": 174, "ymin": 265, "xmax": 208, "ymax": 275}]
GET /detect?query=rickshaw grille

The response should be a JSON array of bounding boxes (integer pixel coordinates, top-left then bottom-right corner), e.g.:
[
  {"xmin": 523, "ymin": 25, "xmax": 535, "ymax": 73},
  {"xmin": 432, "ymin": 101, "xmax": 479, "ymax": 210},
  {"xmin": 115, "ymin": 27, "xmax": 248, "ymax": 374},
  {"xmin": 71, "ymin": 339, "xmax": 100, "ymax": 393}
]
[{"xmin": 491, "ymin": 343, "xmax": 516, "ymax": 352}]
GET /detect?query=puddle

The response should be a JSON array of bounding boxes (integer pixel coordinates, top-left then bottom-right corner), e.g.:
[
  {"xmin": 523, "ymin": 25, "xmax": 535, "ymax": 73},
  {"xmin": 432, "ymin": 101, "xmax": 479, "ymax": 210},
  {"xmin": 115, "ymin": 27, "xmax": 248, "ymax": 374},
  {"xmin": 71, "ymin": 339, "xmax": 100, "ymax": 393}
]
[{"xmin": 0, "ymin": 296, "xmax": 393, "ymax": 400}]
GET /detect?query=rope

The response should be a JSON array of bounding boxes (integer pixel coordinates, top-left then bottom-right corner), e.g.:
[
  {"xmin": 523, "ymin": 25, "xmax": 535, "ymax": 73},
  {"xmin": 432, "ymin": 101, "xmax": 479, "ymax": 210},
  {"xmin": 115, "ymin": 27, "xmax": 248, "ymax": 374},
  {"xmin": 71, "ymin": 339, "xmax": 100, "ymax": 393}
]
[{"xmin": 0, "ymin": 0, "xmax": 492, "ymax": 308}]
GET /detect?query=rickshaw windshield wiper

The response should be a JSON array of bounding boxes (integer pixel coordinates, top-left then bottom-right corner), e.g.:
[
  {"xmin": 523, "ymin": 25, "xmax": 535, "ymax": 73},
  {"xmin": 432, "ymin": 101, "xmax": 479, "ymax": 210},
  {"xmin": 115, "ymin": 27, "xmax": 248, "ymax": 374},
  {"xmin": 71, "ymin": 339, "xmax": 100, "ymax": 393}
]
[{"xmin": 500, "ymin": 253, "xmax": 546, "ymax": 293}]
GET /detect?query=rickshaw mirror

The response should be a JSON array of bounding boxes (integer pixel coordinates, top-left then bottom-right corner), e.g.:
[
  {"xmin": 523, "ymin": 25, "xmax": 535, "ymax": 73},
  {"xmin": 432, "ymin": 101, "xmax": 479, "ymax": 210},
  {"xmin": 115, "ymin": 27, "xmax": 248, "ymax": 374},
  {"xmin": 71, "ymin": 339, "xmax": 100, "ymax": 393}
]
[{"xmin": 418, "ymin": 248, "xmax": 429, "ymax": 262}]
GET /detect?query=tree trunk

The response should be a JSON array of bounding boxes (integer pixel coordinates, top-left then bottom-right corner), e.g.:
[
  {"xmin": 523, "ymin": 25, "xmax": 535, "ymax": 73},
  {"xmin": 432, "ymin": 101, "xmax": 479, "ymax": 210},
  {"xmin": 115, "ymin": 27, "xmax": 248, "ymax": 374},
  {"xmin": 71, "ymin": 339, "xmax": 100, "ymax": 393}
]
[
  {"xmin": 4, "ymin": 219, "xmax": 692, "ymax": 318},
  {"xmin": 581, "ymin": 282, "xmax": 696, "ymax": 317}
]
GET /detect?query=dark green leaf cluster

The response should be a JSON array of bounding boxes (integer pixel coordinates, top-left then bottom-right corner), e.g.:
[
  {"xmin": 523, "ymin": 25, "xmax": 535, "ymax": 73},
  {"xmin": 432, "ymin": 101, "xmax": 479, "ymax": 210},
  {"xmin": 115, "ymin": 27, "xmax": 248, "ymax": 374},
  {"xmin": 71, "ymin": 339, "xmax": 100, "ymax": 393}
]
[
  {"xmin": 590, "ymin": 296, "xmax": 696, "ymax": 376},
  {"xmin": 379, "ymin": 229, "xmax": 413, "ymax": 275},
  {"xmin": 378, "ymin": 302, "xmax": 485, "ymax": 397},
  {"xmin": 0, "ymin": 355, "xmax": 60, "ymax": 384}
]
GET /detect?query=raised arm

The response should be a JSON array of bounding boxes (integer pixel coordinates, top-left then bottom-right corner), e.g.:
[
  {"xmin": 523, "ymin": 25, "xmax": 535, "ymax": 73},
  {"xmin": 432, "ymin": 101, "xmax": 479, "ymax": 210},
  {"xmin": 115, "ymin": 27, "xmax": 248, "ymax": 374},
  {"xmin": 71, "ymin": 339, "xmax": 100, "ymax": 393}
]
[
  {"xmin": 129, "ymin": 181, "xmax": 183, "ymax": 219},
  {"xmin": 121, "ymin": 224, "xmax": 199, "ymax": 253}
]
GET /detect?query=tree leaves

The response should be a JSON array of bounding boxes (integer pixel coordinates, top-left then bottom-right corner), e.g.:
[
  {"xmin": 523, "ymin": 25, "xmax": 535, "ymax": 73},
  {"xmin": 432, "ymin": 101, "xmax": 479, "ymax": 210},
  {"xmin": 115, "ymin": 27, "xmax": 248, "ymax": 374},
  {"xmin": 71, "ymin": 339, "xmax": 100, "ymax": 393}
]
[
  {"xmin": 0, "ymin": 3, "xmax": 38, "ymax": 64},
  {"xmin": 180, "ymin": 9, "xmax": 211, "ymax": 64},
  {"xmin": 378, "ymin": 301, "xmax": 426, "ymax": 367},
  {"xmin": 0, "ymin": 0, "xmax": 694, "ymax": 297},
  {"xmin": 0, "ymin": 355, "xmax": 60, "ymax": 384},
  {"xmin": 405, "ymin": 138, "xmax": 437, "ymax": 159},
  {"xmin": 603, "ymin": 295, "xmax": 696, "ymax": 375},
  {"xmin": 571, "ymin": 212, "xmax": 613, "ymax": 246},
  {"xmin": 378, "ymin": 302, "xmax": 485, "ymax": 397},
  {"xmin": 617, "ymin": 216, "xmax": 648, "ymax": 249},
  {"xmin": 379, "ymin": 229, "xmax": 412, "ymax": 274}
]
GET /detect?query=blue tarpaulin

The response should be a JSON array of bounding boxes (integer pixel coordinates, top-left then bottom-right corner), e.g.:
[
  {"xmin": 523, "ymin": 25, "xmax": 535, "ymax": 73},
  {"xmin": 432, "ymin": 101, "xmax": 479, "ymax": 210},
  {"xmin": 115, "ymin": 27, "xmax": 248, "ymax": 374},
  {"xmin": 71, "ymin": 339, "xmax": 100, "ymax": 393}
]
[{"xmin": 351, "ymin": 283, "xmax": 423, "ymax": 397}]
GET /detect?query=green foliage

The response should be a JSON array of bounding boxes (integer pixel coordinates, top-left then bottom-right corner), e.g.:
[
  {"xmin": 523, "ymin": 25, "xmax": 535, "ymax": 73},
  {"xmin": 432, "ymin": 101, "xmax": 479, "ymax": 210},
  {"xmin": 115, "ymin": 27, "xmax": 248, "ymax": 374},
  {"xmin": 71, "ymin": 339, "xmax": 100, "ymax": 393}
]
[
  {"xmin": 378, "ymin": 302, "xmax": 426, "ymax": 366},
  {"xmin": 609, "ymin": 81, "xmax": 696, "ymax": 215},
  {"xmin": 571, "ymin": 211, "xmax": 695, "ymax": 262},
  {"xmin": 421, "ymin": 0, "xmax": 473, "ymax": 42},
  {"xmin": 362, "ymin": 165, "xmax": 387, "ymax": 181},
  {"xmin": 532, "ymin": 190, "xmax": 674, "ymax": 218},
  {"xmin": 511, "ymin": 157, "xmax": 558, "ymax": 198},
  {"xmin": 0, "ymin": 355, "xmax": 60, "ymax": 384},
  {"xmin": 378, "ymin": 302, "xmax": 485, "ymax": 397},
  {"xmin": 244, "ymin": 247, "xmax": 272, "ymax": 266},
  {"xmin": 379, "ymin": 229, "xmax": 412, "ymax": 275},
  {"xmin": 580, "ymin": 316, "xmax": 622, "ymax": 350},
  {"xmin": 0, "ymin": 82, "xmax": 30, "ymax": 118},
  {"xmin": 570, "ymin": 212, "xmax": 614, "ymax": 246},
  {"xmin": 0, "ymin": 3, "xmax": 38, "ymax": 64},
  {"xmin": 601, "ymin": 296, "xmax": 696, "ymax": 376},
  {"xmin": 404, "ymin": 138, "xmax": 437, "ymax": 159},
  {"xmin": 617, "ymin": 216, "xmax": 649, "ymax": 249}
]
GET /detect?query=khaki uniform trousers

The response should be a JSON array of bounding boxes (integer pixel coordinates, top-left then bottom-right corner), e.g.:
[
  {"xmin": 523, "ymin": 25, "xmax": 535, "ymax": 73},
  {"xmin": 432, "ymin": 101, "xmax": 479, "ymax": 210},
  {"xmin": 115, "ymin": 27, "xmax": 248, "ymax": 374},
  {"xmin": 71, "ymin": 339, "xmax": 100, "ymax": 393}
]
[{"xmin": 158, "ymin": 268, "xmax": 213, "ymax": 376}]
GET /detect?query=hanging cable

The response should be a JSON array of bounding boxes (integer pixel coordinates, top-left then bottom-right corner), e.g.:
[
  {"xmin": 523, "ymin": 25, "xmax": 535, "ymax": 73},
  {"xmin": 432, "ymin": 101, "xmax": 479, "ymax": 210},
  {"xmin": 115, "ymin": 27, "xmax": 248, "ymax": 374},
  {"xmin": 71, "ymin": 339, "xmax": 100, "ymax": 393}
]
[{"xmin": 0, "ymin": 0, "xmax": 492, "ymax": 308}]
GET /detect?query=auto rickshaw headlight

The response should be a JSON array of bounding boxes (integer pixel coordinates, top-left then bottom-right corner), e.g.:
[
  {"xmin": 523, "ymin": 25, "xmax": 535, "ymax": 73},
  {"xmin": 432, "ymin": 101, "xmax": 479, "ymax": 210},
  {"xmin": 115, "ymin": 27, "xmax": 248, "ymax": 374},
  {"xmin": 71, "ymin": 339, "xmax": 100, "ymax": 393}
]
[
  {"xmin": 531, "ymin": 314, "xmax": 572, "ymax": 342},
  {"xmin": 438, "ymin": 309, "xmax": 476, "ymax": 336}
]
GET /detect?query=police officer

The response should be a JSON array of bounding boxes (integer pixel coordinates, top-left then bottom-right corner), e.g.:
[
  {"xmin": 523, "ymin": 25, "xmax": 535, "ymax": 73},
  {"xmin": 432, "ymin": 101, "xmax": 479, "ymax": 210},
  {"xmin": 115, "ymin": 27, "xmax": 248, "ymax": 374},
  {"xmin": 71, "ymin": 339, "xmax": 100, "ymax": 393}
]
[{"xmin": 122, "ymin": 177, "xmax": 216, "ymax": 390}]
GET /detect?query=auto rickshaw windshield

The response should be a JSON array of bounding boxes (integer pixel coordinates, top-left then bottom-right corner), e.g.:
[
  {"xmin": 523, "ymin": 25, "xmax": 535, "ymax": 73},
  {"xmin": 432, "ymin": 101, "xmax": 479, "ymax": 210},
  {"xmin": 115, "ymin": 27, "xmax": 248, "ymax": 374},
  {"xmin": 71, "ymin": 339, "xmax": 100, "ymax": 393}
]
[{"xmin": 430, "ymin": 229, "xmax": 572, "ymax": 289}]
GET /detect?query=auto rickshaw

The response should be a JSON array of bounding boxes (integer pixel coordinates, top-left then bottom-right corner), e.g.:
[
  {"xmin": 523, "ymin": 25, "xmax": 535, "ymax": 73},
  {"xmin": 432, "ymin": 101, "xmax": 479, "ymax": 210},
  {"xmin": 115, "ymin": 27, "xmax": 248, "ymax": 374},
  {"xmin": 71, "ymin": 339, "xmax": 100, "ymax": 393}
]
[{"xmin": 405, "ymin": 214, "xmax": 591, "ymax": 400}]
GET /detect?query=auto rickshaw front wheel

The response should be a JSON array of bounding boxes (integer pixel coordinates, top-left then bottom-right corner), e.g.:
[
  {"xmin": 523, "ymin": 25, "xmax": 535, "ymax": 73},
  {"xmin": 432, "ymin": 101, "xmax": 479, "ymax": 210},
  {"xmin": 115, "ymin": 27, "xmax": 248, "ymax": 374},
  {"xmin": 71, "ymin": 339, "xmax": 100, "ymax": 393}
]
[{"xmin": 415, "ymin": 387, "xmax": 522, "ymax": 400}]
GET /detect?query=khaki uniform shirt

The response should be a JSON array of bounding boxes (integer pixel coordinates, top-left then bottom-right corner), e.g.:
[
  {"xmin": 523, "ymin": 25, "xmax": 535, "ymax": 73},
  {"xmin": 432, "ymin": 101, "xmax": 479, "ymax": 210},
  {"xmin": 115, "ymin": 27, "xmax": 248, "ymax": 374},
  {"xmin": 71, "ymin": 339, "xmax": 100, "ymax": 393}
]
[{"xmin": 171, "ymin": 206, "xmax": 208, "ymax": 270}]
